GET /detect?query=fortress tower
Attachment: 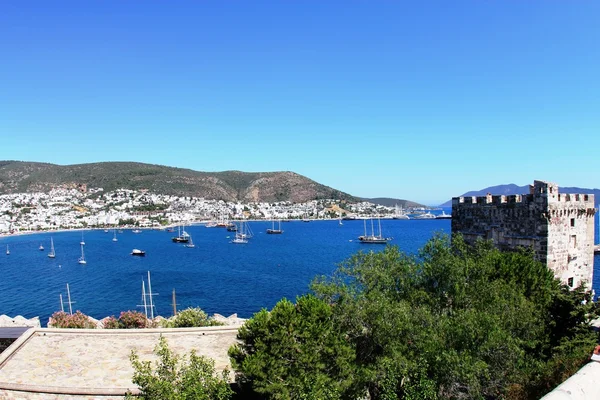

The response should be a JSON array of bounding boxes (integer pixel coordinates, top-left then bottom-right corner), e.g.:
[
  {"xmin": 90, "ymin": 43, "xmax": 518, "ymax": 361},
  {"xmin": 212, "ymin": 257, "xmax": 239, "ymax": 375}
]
[{"xmin": 451, "ymin": 180, "xmax": 596, "ymax": 289}]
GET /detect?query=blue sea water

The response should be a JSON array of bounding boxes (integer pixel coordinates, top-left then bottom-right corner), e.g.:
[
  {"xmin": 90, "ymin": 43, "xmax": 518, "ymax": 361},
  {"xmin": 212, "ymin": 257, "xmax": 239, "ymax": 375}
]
[{"xmin": 0, "ymin": 213, "xmax": 598, "ymax": 326}]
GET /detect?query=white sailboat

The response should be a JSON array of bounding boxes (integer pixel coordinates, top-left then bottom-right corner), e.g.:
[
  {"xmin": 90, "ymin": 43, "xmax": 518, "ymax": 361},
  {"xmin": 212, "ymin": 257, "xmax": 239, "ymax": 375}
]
[
  {"xmin": 5, "ymin": 245, "xmax": 9, "ymax": 255},
  {"xmin": 231, "ymin": 221, "xmax": 249, "ymax": 244},
  {"xmin": 78, "ymin": 243, "xmax": 87, "ymax": 264},
  {"xmin": 184, "ymin": 234, "xmax": 196, "ymax": 248},
  {"xmin": 112, "ymin": 229, "xmax": 118, "ymax": 242},
  {"xmin": 80, "ymin": 231, "xmax": 85, "ymax": 246},
  {"xmin": 48, "ymin": 237, "xmax": 56, "ymax": 258},
  {"xmin": 39, "ymin": 243, "xmax": 44, "ymax": 251}
]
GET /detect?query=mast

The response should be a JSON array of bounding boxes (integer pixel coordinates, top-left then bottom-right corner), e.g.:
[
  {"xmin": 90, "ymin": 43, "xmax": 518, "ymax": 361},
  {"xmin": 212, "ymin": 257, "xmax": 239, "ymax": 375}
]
[
  {"xmin": 147, "ymin": 271, "xmax": 155, "ymax": 320},
  {"xmin": 378, "ymin": 218, "xmax": 382, "ymax": 238},
  {"xmin": 172, "ymin": 288, "xmax": 178, "ymax": 316},
  {"xmin": 66, "ymin": 283, "xmax": 74, "ymax": 315},
  {"xmin": 141, "ymin": 280, "xmax": 148, "ymax": 318},
  {"xmin": 371, "ymin": 218, "xmax": 375, "ymax": 237},
  {"xmin": 363, "ymin": 219, "xmax": 367, "ymax": 236},
  {"xmin": 60, "ymin": 294, "xmax": 64, "ymax": 313}
]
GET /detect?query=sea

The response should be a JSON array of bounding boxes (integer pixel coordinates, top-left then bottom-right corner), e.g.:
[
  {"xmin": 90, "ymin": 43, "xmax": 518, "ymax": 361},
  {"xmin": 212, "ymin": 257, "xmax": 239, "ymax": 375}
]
[{"xmin": 1, "ymin": 211, "xmax": 599, "ymax": 326}]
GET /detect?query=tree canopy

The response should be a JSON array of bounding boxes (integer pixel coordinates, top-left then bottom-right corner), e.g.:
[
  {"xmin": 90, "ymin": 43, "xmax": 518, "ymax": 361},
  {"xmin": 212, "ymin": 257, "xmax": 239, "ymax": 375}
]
[{"xmin": 231, "ymin": 234, "xmax": 598, "ymax": 399}]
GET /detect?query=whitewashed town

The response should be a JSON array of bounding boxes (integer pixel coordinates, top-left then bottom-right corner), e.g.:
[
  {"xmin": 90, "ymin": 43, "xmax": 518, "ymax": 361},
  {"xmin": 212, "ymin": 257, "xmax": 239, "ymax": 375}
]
[{"xmin": 0, "ymin": 185, "xmax": 440, "ymax": 234}]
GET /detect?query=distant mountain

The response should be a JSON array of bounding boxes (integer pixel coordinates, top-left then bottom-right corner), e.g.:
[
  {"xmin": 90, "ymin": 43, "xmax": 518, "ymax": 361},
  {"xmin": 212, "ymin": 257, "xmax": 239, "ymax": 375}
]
[
  {"xmin": 361, "ymin": 197, "xmax": 427, "ymax": 208},
  {"xmin": 440, "ymin": 183, "xmax": 600, "ymax": 207},
  {"xmin": 0, "ymin": 161, "xmax": 357, "ymax": 203}
]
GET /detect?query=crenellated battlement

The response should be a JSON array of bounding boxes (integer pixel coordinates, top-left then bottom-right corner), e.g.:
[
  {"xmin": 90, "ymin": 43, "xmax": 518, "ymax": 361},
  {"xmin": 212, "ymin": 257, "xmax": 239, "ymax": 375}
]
[{"xmin": 451, "ymin": 180, "xmax": 595, "ymax": 290}]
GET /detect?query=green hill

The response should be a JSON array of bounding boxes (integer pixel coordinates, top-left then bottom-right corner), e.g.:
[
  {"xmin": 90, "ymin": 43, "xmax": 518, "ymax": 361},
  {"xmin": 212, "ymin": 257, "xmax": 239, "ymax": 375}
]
[{"xmin": 0, "ymin": 161, "xmax": 356, "ymax": 203}]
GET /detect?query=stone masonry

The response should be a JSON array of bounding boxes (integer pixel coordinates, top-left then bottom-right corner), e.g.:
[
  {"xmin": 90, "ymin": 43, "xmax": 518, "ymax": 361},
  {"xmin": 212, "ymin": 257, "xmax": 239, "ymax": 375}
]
[{"xmin": 452, "ymin": 180, "xmax": 595, "ymax": 289}]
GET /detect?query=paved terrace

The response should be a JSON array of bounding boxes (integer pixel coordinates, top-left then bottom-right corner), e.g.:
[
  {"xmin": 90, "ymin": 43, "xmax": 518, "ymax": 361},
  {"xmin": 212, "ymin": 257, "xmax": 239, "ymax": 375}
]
[{"xmin": 0, "ymin": 327, "xmax": 239, "ymax": 399}]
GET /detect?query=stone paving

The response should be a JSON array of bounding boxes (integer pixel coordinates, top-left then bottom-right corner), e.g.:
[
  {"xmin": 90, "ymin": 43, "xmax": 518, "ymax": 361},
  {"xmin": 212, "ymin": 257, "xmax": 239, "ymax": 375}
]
[{"xmin": 0, "ymin": 327, "xmax": 239, "ymax": 398}]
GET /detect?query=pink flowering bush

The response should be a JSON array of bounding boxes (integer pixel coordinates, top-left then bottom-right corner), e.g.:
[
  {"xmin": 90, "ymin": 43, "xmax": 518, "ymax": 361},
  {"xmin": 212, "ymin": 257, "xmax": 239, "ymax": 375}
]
[
  {"xmin": 118, "ymin": 310, "xmax": 148, "ymax": 329},
  {"xmin": 50, "ymin": 311, "xmax": 96, "ymax": 329},
  {"xmin": 102, "ymin": 316, "xmax": 120, "ymax": 329}
]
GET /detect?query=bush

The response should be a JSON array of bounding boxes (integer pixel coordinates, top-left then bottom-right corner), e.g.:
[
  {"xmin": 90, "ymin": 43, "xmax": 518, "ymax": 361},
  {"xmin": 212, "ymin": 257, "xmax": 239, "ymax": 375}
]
[
  {"xmin": 163, "ymin": 307, "xmax": 224, "ymax": 328},
  {"xmin": 50, "ymin": 311, "xmax": 96, "ymax": 329},
  {"xmin": 119, "ymin": 310, "xmax": 149, "ymax": 329},
  {"xmin": 126, "ymin": 336, "xmax": 233, "ymax": 400},
  {"xmin": 102, "ymin": 316, "xmax": 120, "ymax": 329}
]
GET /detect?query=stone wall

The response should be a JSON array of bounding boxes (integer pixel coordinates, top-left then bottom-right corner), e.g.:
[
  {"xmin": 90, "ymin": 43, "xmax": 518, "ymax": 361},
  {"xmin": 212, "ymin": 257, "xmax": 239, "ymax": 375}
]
[{"xmin": 452, "ymin": 180, "xmax": 595, "ymax": 288}]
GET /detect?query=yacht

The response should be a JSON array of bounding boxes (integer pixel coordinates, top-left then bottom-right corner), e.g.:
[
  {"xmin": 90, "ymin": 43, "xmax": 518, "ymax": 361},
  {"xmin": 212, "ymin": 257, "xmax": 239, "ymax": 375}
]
[
  {"xmin": 266, "ymin": 220, "xmax": 283, "ymax": 234},
  {"xmin": 39, "ymin": 244, "xmax": 44, "ymax": 251},
  {"xmin": 131, "ymin": 249, "xmax": 146, "ymax": 256},
  {"xmin": 78, "ymin": 244, "xmax": 86, "ymax": 264},
  {"xmin": 358, "ymin": 218, "xmax": 392, "ymax": 244},
  {"xmin": 48, "ymin": 237, "xmax": 56, "ymax": 258},
  {"xmin": 412, "ymin": 212, "xmax": 436, "ymax": 220},
  {"xmin": 435, "ymin": 211, "xmax": 452, "ymax": 219}
]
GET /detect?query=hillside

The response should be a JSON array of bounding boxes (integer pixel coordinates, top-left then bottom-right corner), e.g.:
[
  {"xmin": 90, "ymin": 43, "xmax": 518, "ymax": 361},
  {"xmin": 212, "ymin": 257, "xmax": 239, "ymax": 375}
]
[
  {"xmin": 440, "ymin": 183, "xmax": 600, "ymax": 207},
  {"xmin": 0, "ymin": 161, "xmax": 357, "ymax": 203}
]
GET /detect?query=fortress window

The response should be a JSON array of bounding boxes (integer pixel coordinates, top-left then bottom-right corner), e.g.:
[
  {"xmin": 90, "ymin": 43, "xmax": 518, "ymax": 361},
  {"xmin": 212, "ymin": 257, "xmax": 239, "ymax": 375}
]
[
  {"xmin": 568, "ymin": 277, "xmax": 574, "ymax": 287},
  {"xmin": 570, "ymin": 235, "xmax": 577, "ymax": 249},
  {"xmin": 570, "ymin": 218, "xmax": 575, "ymax": 227}
]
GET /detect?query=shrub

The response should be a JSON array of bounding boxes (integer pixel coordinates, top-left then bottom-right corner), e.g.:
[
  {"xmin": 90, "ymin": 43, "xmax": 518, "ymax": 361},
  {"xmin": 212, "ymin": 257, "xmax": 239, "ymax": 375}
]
[
  {"xmin": 50, "ymin": 311, "xmax": 96, "ymax": 329},
  {"xmin": 126, "ymin": 336, "xmax": 233, "ymax": 400},
  {"xmin": 164, "ymin": 307, "xmax": 224, "ymax": 328},
  {"xmin": 102, "ymin": 316, "xmax": 120, "ymax": 329},
  {"xmin": 119, "ymin": 310, "xmax": 148, "ymax": 329}
]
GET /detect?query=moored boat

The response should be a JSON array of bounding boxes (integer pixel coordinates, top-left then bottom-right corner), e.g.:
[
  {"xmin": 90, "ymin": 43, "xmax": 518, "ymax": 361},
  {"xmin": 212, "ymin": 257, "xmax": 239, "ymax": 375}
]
[{"xmin": 131, "ymin": 249, "xmax": 146, "ymax": 256}]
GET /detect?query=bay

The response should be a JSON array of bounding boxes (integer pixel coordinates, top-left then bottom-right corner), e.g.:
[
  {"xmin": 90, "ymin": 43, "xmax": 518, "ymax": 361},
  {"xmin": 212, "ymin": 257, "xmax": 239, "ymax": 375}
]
[{"xmin": 0, "ymin": 215, "xmax": 598, "ymax": 326}]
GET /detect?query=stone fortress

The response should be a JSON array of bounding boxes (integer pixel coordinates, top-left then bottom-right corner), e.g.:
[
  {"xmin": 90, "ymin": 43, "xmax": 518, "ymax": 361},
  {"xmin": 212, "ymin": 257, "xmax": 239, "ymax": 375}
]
[{"xmin": 452, "ymin": 180, "xmax": 596, "ymax": 289}]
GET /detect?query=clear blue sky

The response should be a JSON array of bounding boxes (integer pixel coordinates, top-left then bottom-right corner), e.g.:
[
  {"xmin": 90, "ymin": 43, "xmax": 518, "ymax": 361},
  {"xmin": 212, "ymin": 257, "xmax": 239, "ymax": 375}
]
[{"xmin": 1, "ymin": 1, "xmax": 598, "ymax": 205}]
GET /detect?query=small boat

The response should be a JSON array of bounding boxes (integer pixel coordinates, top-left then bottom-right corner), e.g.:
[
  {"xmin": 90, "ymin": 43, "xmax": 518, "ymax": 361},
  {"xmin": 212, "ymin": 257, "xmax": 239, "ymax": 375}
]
[
  {"xmin": 48, "ymin": 237, "xmax": 56, "ymax": 258},
  {"xmin": 6, "ymin": 245, "xmax": 9, "ymax": 255},
  {"xmin": 435, "ymin": 211, "xmax": 452, "ymax": 219},
  {"xmin": 358, "ymin": 218, "xmax": 392, "ymax": 244},
  {"xmin": 226, "ymin": 222, "xmax": 237, "ymax": 232},
  {"xmin": 266, "ymin": 220, "xmax": 283, "ymax": 234},
  {"xmin": 104, "ymin": 229, "xmax": 109, "ymax": 233},
  {"xmin": 118, "ymin": 229, "xmax": 123, "ymax": 233},
  {"xmin": 132, "ymin": 229, "xmax": 142, "ymax": 234},
  {"xmin": 231, "ymin": 221, "xmax": 250, "ymax": 244},
  {"xmin": 112, "ymin": 229, "xmax": 118, "ymax": 242},
  {"xmin": 78, "ymin": 244, "xmax": 86, "ymax": 264},
  {"xmin": 184, "ymin": 235, "xmax": 196, "ymax": 248},
  {"xmin": 131, "ymin": 249, "xmax": 146, "ymax": 256},
  {"xmin": 39, "ymin": 244, "xmax": 44, "ymax": 251}
]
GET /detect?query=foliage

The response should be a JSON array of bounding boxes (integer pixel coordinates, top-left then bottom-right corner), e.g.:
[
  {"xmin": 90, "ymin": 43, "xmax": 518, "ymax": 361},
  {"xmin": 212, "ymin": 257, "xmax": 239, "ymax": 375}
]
[
  {"xmin": 49, "ymin": 311, "xmax": 96, "ymax": 329},
  {"xmin": 126, "ymin": 336, "xmax": 233, "ymax": 400},
  {"xmin": 307, "ymin": 234, "xmax": 599, "ymax": 399},
  {"xmin": 229, "ymin": 295, "xmax": 359, "ymax": 399},
  {"xmin": 102, "ymin": 316, "xmax": 120, "ymax": 329},
  {"xmin": 162, "ymin": 307, "xmax": 224, "ymax": 328},
  {"xmin": 119, "ymin": 310, "xmax": 149, "ymax": 329}
]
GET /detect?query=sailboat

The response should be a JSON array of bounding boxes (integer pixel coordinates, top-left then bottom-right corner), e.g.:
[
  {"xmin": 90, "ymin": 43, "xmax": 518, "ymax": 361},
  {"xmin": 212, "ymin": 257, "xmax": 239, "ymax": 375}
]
[
  {"xmin": 266, "ymin": 219, "xmax": 283, "ymax": 234},
  {"xmin": 39, "ymin": 243, "xmax": 44, "ymax": 251},
  {"xmin": 184, "ymin": 234, "xmax": 196, "ymax": 248},
  {"xmin": 338, "ymin": 213, "xmax": 343, "ymax": 226},
  {"xmin": 78, "ymin": 243, "xmax": 87, "ymax": 264},
  {"xmin": 171, "ymin": 225, "xmax": 189, "ymax": 243},
  {"xmin": 358, "ymin": 217, "xmax": 391, "ymax": 244},
  {"xmin": 48, "ymin": 237, "xmax": 56, "ymax": 258},
  {"xmin": 5, "ymin": 245, "xmax": 9, "ymax": 255},
  {"xmin": 231, "ymin": 221, "xmax": 249, "ymax": 244},
  {"xmin": 80, "ymin": 231, "xmax": 85, "ymax": 246},
  {"xmin": 112, "ymin": 229, "xmax": 118, "ymax": 242}
]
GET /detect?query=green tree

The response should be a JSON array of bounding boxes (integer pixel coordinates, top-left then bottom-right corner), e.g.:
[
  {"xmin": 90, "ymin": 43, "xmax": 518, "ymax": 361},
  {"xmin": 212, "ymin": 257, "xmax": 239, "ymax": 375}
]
[
  {"xmin": 229, "ymin": 295, "xmax": 359, "ymax": 399},
  {"xmin": 310, "ymin": 234, "xmax": 598, "ymax": 399},
  {"xmin": 127, "ymin": 336, "xmax": 232, "ymax": 400}
]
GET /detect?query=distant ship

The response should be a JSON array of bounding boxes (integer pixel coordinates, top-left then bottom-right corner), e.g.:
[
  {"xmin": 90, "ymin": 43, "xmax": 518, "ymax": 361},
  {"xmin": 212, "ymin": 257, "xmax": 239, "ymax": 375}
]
[
  {"xmin": 266, "ymin": 220, "xmax": 283, "ymax": 234},
  {"xmin": 435, "ymin": 211, "xmax": 452, "ymax": 219},
  {"xmin": 131, "ymin": 249, "xmax": 146, "ymax": 256},
  {"xmin": 358, "ymin": 218, "xmax": 391, "ymax": 244}
]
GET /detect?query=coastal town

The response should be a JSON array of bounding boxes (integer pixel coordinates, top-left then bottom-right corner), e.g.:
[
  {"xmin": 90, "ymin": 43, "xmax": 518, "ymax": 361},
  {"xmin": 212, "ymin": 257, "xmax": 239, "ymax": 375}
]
[{"xmin": 0, "ymin": 185, "xmax": 435, "ymax": 234}]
